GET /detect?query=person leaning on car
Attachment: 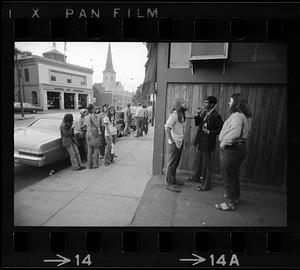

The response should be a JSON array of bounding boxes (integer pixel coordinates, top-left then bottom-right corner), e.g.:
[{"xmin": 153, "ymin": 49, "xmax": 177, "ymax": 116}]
[{"xmin": 60, "ymin": 113, "xmax": 86, "ymax": 171}]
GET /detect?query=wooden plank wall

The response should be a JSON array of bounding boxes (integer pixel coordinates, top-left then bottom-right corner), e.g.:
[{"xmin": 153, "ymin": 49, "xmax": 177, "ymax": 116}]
[{"xmin": 163, "ymin": 83, "xmax": 287, "ymax": 186}]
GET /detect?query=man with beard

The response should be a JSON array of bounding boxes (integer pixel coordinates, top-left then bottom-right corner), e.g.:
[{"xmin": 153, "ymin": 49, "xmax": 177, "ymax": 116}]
[
  {"xmin": 188, "ymin": 96, "xmax": 223, "ymax": 191},
  {"xmin": 164, "ymin": 98, "xmax": 188, "ymax": 193}
]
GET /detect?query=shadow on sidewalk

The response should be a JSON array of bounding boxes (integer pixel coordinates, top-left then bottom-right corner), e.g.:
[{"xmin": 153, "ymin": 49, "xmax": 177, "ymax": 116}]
[{"xmin": 131, "ymin": 173, "xmax": 287, "ymax": 227}]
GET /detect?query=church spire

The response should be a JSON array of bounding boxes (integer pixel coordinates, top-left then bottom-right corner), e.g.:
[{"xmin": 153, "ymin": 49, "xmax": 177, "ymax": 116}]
[{"xmin": 104, "ymin": 42, "xmax": 115, "ymax": 73}]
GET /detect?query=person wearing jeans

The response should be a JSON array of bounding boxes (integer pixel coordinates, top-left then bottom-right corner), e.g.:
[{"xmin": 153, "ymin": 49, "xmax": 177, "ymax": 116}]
[
  {"xmin": 216, "ymin": 93, "xmax": 251, "ymax": 211},
  {"xmin": 98, "ymin": 104, "xmax": 108, "ymax": 159},
  {"xmin": 104, "ymin": 106, "xmax": 118, "ymax": 166},
  {"xmin": 86, "ymin": 104, "xmax": 101, "ymax": 169},
  {"xmin": 164, "ymin": 98, "xmax": 188, "ymax": 193},
  {"xmin": 134, "ymin": 103, "xmax": 145, "ymax": 137},
  {"xmin": 123, "ymin": 103, "xmax": 132, "ymax": 136},
  {"xmin": 191, "ymin": 96, "xmax": 223, "ymax": 191},
  {"xmin": 60, "ymin": 113, "xmax": 86, "ymax": 171}
]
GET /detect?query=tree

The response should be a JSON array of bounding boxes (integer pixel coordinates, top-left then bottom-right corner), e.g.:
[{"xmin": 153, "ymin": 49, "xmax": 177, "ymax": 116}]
[
  {"xmin": 132, "ymin": 84, "xmax": 148, "ymax": 105},
  {"xmin": 14, "ymin": 48, "xmax": 32, "ymax": 117}
]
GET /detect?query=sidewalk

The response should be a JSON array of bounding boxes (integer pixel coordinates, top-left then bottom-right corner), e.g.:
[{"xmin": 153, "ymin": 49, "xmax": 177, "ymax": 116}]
[
  {"xmin": 14, "ymin": 128, "xmax": 154, "ymax": 226},
  {"xmin": 14, "ymin": 124, "xmax": 287, "ymax": 227},
  {"xmin": 131, "ymin": 173, "xmax": 287, "ymax": 227}
]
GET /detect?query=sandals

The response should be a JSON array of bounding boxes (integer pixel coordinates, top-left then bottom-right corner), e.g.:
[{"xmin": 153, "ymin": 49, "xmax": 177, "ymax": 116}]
[{"xmin": 215, "ymin": 202, "xmax": 236, "ymax": 211}]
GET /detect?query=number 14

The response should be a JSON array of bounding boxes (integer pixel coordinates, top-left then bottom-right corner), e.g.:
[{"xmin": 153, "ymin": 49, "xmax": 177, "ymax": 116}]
[{"xmin": 75, "ymin": 254, "xmax": 92, "ymax": 266}]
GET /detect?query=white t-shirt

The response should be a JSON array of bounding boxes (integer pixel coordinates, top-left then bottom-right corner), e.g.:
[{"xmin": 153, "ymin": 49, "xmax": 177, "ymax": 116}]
[
  {"xmin": 103, "ymin": 115, "xmax": 118, "ymax": 136},
  {"xmin": 164, "ymin": 111, "xmax": 185, "ymax": 149}
]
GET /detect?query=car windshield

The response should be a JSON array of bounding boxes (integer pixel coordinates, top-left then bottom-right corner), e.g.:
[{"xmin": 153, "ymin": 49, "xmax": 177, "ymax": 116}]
[{"xmin": 28, "ymin": 118, "xmax": 62, "ymax": 133}]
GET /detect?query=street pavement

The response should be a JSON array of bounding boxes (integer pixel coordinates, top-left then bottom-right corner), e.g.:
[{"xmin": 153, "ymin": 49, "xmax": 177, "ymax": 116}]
[
  {"xmin": 131, "ymin": 174, "xmax": 287, "ymax": 226},
  {"xmin": 14, "ymin": 127, "xmax": 154, "ymax": 226},
  {"xmin": 14, "ymin": 119, "xmax": 286, "ymax": 227}
]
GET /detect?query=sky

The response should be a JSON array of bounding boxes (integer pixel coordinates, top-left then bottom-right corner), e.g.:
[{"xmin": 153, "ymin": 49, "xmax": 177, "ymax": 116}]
[{"xmin": 15, "ymin": 42, "xmax": 148, "ymax": 92}]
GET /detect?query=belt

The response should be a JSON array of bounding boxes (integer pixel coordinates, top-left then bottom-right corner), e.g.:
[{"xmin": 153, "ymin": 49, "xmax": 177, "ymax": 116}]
[{"xmin": 232, "ymin": 140, "xmax": 246, "ymax": 146}]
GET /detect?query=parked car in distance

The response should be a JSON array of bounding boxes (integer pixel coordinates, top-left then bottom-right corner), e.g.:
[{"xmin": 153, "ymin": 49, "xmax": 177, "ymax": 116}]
[
  {"xmin": 14, "ymin": 113, "xmax": 80, "ymax": 167},
  {"xmin": 14, "ymin": 102, "xmax": 43, "ymax": 113}
]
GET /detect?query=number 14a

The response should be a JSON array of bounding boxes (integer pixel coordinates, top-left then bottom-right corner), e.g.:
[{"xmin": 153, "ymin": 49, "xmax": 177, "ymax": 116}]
[{"xmin": 210, "ymin": 254, "xmax": 240, "ymax": 266}]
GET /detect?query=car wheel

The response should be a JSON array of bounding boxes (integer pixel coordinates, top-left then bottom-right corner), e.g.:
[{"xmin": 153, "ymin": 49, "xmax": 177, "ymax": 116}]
[{"xmin": 32, "ymin": 110, "xmax": 37, "ymax": 113}]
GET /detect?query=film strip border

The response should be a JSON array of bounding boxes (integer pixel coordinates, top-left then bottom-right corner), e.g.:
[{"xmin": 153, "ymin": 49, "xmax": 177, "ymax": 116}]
[
  {"xmin": 2, "ymin": 2, "xmax": 300, "ymax": 268},
  {"xmin": 9, "ymin": 17, "xmax": 291, "ymax": 41},
  {"xmin": 1, "ymin": 3, "xmax": 300, "ymax": 41},
  {"xmin": 3, "ymin": 230, "xmax": 300, "ymax": 267}
]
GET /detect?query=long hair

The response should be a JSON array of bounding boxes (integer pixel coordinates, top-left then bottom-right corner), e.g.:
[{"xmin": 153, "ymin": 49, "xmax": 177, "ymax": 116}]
[
  {"xmin": 62, "ymin": 113, "xmax": 73, "ymax": 129},
  {"xmin": 107, "ymin": 106, "xmax": 116, "ymax": 123},
  {"xmin": 230, "ymin": 93, "xmax": 252, "ymax": 118},
  {"xmin": 171, "ymin": 98, "xmax": 186, "ymax": 123},
  {"xmin": 86, "ymin": 103, "xmax": 94, "ymax": 114}
]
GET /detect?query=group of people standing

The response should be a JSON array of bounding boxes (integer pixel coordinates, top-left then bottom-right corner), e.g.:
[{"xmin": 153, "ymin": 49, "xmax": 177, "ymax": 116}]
[
  {"xmin": 165, "ymin": 93, "xmax": 251, "ymax": 211},
  {"xmin": 60, "ymin": 102, "xmax": 150, "ymax": 171},
  {"xmin": 60, "ymin": 103, "xmax": 119, "ymax": 171}
]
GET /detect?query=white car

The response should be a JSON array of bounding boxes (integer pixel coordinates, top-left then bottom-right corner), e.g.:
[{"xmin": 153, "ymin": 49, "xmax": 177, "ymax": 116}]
[{"xmin": 14, "ymin": 113, "xmax": 80, "ymax": 167}]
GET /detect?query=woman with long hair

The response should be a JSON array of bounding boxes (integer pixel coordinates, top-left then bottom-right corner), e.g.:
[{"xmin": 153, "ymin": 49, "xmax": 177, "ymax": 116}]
[
  {"xmin": 60, "ymin": 113, "xmax": 86, "ymax": 171},
  {"xmin": 85, "ymin": 103, "xmax": 101, "ymax": 169},
  {"xmin": 164, "ymin": 98, "xmax": 188, "ymax": 192},
  {"xmin": 98, "ymin": 104, "xmax": 108, "ymax": 159},
  {"xmin": 216, "ymin": 93, "xmax": 251, "ymax": 211},
  {"xmin": 104, "ymin": 106, "xmax": 118, "ymax": 166}
]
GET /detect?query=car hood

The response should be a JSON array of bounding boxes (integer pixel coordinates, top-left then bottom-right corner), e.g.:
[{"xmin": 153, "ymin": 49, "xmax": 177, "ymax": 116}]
[{"xmin": 14, "ymin": 128, "xmax": 60, "ymax": 153}]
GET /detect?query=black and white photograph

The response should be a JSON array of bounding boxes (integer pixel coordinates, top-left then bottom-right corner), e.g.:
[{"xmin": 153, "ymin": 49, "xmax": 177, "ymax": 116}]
[{"xmin": 14, "ymin": 42, "xmax": 287, "ymax": 226}]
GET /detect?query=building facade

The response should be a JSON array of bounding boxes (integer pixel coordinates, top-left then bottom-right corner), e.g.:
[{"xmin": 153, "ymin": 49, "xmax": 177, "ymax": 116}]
[
  {"xmin": 152, "ymin": 43, "xmax": 287, "ymax": 186},
  {"xmin": 14, "ymin": 48, "xmax": 93, "ymax": 110},
  {"xmin": 93, "ymin": 43, "xmax": 133, "ymax": 109}
]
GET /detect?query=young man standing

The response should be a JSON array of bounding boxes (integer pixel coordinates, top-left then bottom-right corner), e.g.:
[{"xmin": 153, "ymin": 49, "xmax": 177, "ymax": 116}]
[
  {"xmin": 164, "ymin": 98, "xmax": 188, "ymax": 193},
  {"xmin": 134, "ymin": 103, "xmax": 145, "ymax": 137},
  {"xmin": 191, "ymin": 96, "xmax": 223, "ymax": 191}
]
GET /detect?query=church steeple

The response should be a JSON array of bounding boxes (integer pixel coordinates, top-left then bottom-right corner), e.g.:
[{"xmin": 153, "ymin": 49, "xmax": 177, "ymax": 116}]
[
  {"xmin": 104, "ymin": 43, "xmax": 115, "ymax": 73},
  {"xmin": 103, "ymin": 43, "xmax": 116, "ymax": 92}
]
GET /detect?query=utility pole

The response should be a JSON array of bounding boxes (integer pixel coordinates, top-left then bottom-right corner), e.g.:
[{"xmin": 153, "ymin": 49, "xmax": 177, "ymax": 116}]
[
  {"xmin": 20, "ymin": 62, "xmax": 26, "ymax": 103},
  {"xmin": 14, "ymin": 52, "xmax": 24, "ymax": 117}
]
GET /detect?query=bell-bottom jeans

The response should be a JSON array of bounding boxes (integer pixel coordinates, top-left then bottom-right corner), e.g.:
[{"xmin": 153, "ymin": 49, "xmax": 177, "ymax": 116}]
[{"xmin": 220, "ymin": 142, "xmax": 247, "ymax": 203}]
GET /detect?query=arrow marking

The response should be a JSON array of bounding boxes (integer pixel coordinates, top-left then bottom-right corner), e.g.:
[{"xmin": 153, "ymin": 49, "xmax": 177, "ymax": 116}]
[
  {"xmin": 43, "ymin": 254, "xmax": 71, "ymax": 267},
  {"xmin": 179, "ymin": 253, "xmax": 206, "ymax": 266}
]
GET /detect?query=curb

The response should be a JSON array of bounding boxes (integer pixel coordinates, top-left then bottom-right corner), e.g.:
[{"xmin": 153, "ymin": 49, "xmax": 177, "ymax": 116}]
[{"xmin": 14, "ymin": 116, "xmax": 35, "ymax": 121}]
